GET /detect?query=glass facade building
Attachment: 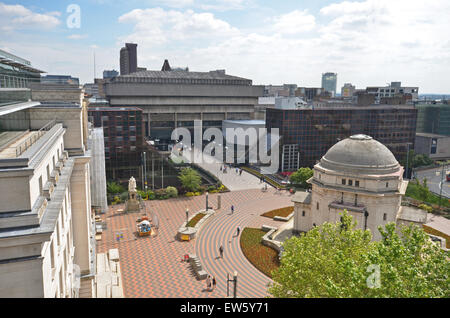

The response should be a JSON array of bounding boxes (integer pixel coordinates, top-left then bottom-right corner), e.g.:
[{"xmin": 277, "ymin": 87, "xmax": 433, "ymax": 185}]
[
  {"xmin": 416, "ymin": 103, "xmax": 450, "ymax": 136},
  {"xmin": 321, "ymin": 72, "xmax": 337, "ymax": 96},
  {"xmin": 266, "ymin": 105, "xmax": 418, "ymax": 171},
  {"xmin": 0, "ymin": 49, "xmax": 43, "ymax": 88}
]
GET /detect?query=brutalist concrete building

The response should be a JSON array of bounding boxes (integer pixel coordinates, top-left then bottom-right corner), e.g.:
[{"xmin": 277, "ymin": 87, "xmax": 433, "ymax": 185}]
[{"xmin": 104, "ymin": 61, "xmax": 264, "ymax": 148}]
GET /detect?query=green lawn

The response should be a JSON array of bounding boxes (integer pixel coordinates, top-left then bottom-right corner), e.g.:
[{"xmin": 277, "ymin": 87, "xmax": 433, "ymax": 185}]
[{"xmin": 261, "ymin": 206, "xmax": 294, "ymax": 218}]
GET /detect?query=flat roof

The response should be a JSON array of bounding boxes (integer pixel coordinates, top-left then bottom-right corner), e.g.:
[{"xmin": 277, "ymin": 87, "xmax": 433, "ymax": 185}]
[
  {"xmin": 416, "ymin": 132, "xmax": 448, "ymax": 138},
  {"xmin": 0, "ymin": 101, "xmax": 41, "ymax": 116},
  {"xmin": 88, "ymin": 106, "xmax": 143, "ymax": 112},
  {"xmin": 223, "ymin": 120, "xmax": 265, "ymax": 125}
]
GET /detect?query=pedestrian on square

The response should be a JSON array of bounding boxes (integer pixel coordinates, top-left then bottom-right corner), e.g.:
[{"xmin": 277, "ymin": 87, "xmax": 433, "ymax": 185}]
[
  {"xmin": 239, "ymin": 169, "xmax": 243, "ymax": 176},
  {"xmin": 231, "ymin": 205, "xmax": 234, "ymax": 215},
  {"xmin": 206, "ymin": 275, "xmax": 211, "ymax": 291},
  {"xmin": 219, "ymin": 245, "xmax": 224, "ymax": 258},
  {"xmin": 236, "ymin": 167, "xmax": 239, "ymax": 174},
  {"xmin": 220, "ymin": 165, "xmax": 223, "ymax": 172},
  {"xmin": 236, "ymin": 226, "xmax": 241, "ymax": 237},
  {"xmin": 212, "ymin": 276, "xmax": 216, "ymax": 291}
]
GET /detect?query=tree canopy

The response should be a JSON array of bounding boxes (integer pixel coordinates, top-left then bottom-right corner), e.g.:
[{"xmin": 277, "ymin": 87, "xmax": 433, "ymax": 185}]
[
  {"xmin": 269, "ymin": 211, "xmax": 449, "ymax": 298},
  {"xmin": 178, "ymin": 167, "xmax": 202, "ymax": 192},
  {"xmin": 289, "ymin": 167, "xmax": 313, "ymax": 188}
]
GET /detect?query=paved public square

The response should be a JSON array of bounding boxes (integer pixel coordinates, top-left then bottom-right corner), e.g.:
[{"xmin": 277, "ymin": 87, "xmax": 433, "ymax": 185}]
[{"xmin": 97, "ymin": 188, "xmax": 294, "ymax": 298}]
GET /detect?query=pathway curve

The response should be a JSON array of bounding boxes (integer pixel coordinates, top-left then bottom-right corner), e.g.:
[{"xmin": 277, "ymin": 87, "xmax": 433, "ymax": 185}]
[{"xmin": 195, "ymin": 188, "xmax": 293, "ymax": 297}]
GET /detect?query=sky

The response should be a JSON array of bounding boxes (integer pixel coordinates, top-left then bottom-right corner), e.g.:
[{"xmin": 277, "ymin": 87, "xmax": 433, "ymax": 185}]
[{"xmin": 1, "ymin": 0, "xmax": 449, "ymax": 93}]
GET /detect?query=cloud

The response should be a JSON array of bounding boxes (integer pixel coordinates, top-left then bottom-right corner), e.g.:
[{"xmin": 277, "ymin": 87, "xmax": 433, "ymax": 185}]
[
  {"xmin": 272, "ymin": 10, "xmax": 316, "ymax": 35},
  {"xmin": 67, "ymin": 34, "xmax": 88, "ymax": 40},
  {"xmin": 0, "ymin": 2, "xmax": 60, "ymax": 31},
  {"xmin": 118, "ymin": 7, "xmax": 240, "ymax": 45}
]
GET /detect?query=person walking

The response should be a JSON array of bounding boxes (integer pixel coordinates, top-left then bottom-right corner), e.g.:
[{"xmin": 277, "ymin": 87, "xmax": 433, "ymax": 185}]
[
  {"xmin": 236, "ymin": 226, "xmax": 241, "ymax": 237},
  {"xmin": 231, "ymin": 205, "xmax": 234, "ymax": 215},
  {"xmin": 206, "ymin": 275, "xmax": 211, "ymax": 291},
  {"xmin": 212, "ymin": 276, "xmax": 217, "ymax": 291},
  {"xmin": 219, "ymin": 245, "xmax": 224, "ymax": 258},
  {"xmin": 239, "ymin": 169, "xmax": 243, "ymax": 176}
]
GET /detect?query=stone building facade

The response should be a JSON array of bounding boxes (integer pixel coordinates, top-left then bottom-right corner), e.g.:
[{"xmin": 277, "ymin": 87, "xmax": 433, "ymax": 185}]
[{"xmin": 292, "ymin": 135, "xmax": 427, "ymax": 241}]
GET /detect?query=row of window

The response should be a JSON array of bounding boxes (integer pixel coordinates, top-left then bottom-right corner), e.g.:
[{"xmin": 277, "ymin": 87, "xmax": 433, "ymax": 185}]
[{"xmin": 342, "ymin": 179, "xmax": 360, "ymax": 187}]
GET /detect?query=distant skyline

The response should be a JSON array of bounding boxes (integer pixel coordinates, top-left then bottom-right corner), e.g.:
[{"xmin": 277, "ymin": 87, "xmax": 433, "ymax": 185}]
[{"xmin": 1, "ymin": 0, "xmax": 449, "ymax": 93}]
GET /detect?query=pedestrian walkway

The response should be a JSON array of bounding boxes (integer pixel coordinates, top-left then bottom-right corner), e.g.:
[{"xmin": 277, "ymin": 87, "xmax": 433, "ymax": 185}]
[
  {"xmin": 181, "ymin": 147, "xmax": 264, "ymax": 191},
  {"xmin": 96, "ymin": 189, "xmax": 293, "ymax": 297}
]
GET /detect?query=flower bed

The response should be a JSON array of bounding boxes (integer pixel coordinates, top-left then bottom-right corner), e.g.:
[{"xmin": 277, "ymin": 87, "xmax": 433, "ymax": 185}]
[
  {"xmin": 240, "ymin": 166, "xmax": 286, "ymax": 189},
  {"xmin": 186, "ymin": 213, "xmax": 206, "ymax": 228},
  {"xmin": 240, "ymin": 228, "xmax": 280, "ymax": 278},
  {"xmin": 261, "ymin": 206, "xmax": 294, "ymax": 219}
]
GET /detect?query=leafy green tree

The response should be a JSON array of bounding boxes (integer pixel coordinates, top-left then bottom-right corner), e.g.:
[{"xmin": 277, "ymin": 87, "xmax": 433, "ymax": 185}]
[
  {"xmin": 178, "ymin": 168, "xmax": 202, "ymax": 192},
  {"xmin": 289, "ymin": 167, "xmax": 313, "ymax": 188},
  {"xmin": 269, "ymin": 211, "xmax": 449, "ymax": 298},
  {"xmin": 107, "ymin": 181, "xmax": 125, "ymax": 194}
]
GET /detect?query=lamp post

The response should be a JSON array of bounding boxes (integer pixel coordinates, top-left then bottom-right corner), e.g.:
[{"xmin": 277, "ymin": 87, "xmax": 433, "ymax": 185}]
[
  {"xmin": 206, "ymin": 191, "xmax": 209, "ymax": 212},
  {"xmin": 226, "ymin": 271, "xmax": 238, "ymax": 298},
  {"xmin": 438, "ymin": 163, "xmax": 446, "ymax": 211},
  {"xmin": 185, "ymin": 208, "xmax": 189, "ymax": 226}
]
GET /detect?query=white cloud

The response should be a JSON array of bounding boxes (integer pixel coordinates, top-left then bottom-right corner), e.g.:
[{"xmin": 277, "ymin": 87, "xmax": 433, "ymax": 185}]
[
  {"xmin": 272, "ymin": 10, "xmax": 316, "ymax": 35},
  {"xmin": 67, "ymin": 34, "xmax": 88, "ymax": 40},
  {"xmin": 0, "ymin": 2, "xmax": 60, "ymax": 31},
  {"xmin": 118, "ymin": 8, "xmax": 240, "ymax": 45}
]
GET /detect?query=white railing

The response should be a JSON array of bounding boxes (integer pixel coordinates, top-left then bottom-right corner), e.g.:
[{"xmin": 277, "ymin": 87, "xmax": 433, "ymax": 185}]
[{"xmin": 15, "ymin": 120, "xmax": 56, "ymax": 157}]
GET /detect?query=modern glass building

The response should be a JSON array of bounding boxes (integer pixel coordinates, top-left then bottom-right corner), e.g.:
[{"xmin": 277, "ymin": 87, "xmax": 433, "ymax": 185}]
[
  {"xmin": 416, "ymin": 103, "xmax": 450, "ymax": 136},
  {"xmin": 0, "ymin": 49, "xmax": 43, "ymax": 88},
  {"xmin": 266, "ymin": 105, "xmax": 417, "ymax": 171},
  {"xmin": 321, "ymin": 72, "xmax": 337, "ymax": 96}
]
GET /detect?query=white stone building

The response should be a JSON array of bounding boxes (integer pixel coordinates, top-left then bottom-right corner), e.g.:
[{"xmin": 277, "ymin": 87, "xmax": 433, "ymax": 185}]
[
  {"xmin": 0, "ymin": 89, "xmax": 101, "ymax": 297},
  {"xmin": 292, "ymin": 134, "xmax": 427, "ymax": 241}
]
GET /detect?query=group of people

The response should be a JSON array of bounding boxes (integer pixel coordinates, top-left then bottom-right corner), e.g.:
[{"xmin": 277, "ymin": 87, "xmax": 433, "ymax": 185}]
[{"xmin": 219, "ymin": 165, "xmax": 243, "ymax": 176}]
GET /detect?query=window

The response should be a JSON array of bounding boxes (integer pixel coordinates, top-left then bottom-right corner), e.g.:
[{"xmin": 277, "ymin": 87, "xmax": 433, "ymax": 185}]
[
  {"xmin": 47, "ymin": 164, "xmax": 50, "ymax": 181},
  {"xmin": 302, "ymin": 211, "xmax": 305, "ymax": 217},
  {"xmin": 355, "ymin": 180, "xmax": 360, "ymax": 187},
  {"xmin": 386, "ymin": 182, "xmax": 389, "ymax": 188},
  {"xmin": 383, "ymin": 213, "xmax": 387, "ymax": 221},
  {"xmin": 342, "ymin": 179, "xmax": 346, "ymax": 185},
  {"xmin": 316, "ymin": 202, "xmax": 319, "ymax": 210},
  {"xmin": 39, "ymin": 176, "xmax": 43, "ymax": 196},
  {"xmin": 348, "ymin": 180, "xmax": 353, "ymax": 186}
]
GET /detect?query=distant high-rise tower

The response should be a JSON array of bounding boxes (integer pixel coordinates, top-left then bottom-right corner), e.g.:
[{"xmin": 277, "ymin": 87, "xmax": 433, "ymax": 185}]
[
  {"xmin": 120, "ymin": 43, "xmax": 137, "ymax": 75},
  {"xmin": 322, "ymin": 72, "xmax": 337, "ymax": 97}
]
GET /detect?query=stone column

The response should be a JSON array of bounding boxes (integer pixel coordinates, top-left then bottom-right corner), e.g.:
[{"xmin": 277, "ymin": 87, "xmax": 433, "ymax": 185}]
[{"xmin": 70, "ymin": 155, "xmax": 92, "ymax": 275}]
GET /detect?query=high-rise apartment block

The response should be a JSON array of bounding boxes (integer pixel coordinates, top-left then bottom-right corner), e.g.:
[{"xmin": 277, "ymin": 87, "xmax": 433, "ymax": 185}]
[{"xmin": 120, "ymin": 43, "xmax": 138, "ymax": 76}]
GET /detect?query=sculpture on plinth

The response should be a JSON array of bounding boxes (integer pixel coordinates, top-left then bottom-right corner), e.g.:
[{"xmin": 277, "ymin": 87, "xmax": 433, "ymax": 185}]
[{"xmin": 126, "ymin": 176, "xmax": 140, "ymax": 213}]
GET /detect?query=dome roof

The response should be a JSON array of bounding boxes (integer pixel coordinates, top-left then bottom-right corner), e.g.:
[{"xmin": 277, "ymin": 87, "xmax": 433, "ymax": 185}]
[{"xmin": 319, "ymin": 134, "xmax": 400, "ymax": 175}]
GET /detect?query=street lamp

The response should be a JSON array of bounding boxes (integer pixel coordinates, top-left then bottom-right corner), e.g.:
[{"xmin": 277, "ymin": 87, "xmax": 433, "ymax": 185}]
[
  {"xmin": 438, "ymin": 163, "xmax": 446, "ymax": 211},
  {"xmin": 206, "ymin": 191, "xmax": 209, "ymax": 212},
  {"xmin": 185, "ymin": 208, "xmax": 189, "ymax": 225},
  {"xmin": 226, "ymin": 271, "xmax": 238, "ymax": 298}
]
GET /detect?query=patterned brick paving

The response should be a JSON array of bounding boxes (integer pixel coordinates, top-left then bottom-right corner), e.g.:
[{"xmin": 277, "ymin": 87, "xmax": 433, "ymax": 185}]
[{"xmin": 97, "ymin": 189, "xmax": 294, "ymax": 298}]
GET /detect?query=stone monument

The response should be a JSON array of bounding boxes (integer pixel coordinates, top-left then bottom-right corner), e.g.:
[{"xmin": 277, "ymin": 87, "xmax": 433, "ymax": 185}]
[{"xmin": 126, "ymin": 176, "xmax": 140, "ymax": 213}]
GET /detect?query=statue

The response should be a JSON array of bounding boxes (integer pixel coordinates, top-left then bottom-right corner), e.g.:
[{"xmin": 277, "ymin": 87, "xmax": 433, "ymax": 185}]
[
  {"xmin": 128, "ymin": 176, "xmax": 137, "ymax": 193},
  {"xmin": 126, "ymin": 176, "xmax": 140, "ymax": 213}
]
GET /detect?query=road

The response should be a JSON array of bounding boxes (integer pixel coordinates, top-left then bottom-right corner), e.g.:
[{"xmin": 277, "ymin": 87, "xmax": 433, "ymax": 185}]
[{"xmin": 415, "ymin": 167, "xmax": 450, "ymax": 199}]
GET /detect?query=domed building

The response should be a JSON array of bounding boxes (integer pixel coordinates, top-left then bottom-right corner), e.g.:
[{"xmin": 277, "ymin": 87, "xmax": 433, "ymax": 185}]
[{"xmin": 292, "ymin": 134, "xmax": 428, "ymax": 241}]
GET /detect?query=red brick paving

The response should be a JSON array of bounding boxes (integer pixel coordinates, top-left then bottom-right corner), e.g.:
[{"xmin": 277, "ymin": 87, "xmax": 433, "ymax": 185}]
[{"xmin": 97, "ymin": 189, "xmax": 294, "ymax": 298}]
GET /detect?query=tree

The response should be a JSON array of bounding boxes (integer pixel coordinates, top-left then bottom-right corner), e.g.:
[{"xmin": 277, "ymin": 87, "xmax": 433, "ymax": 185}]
[
  {"xmin": 269, "ymin": 211, "xmax": 449, "ymax": 298},
  {"xmin": 107, "ymin": 181, "xmax": 125, "ymax": 194},
  {"xmin": 289, "ymin": 167, "xmax": 313, "ymax": 188},
  {"xmin": 178, "ymin": 168, "xmax": 202, "ymax": 192}
]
